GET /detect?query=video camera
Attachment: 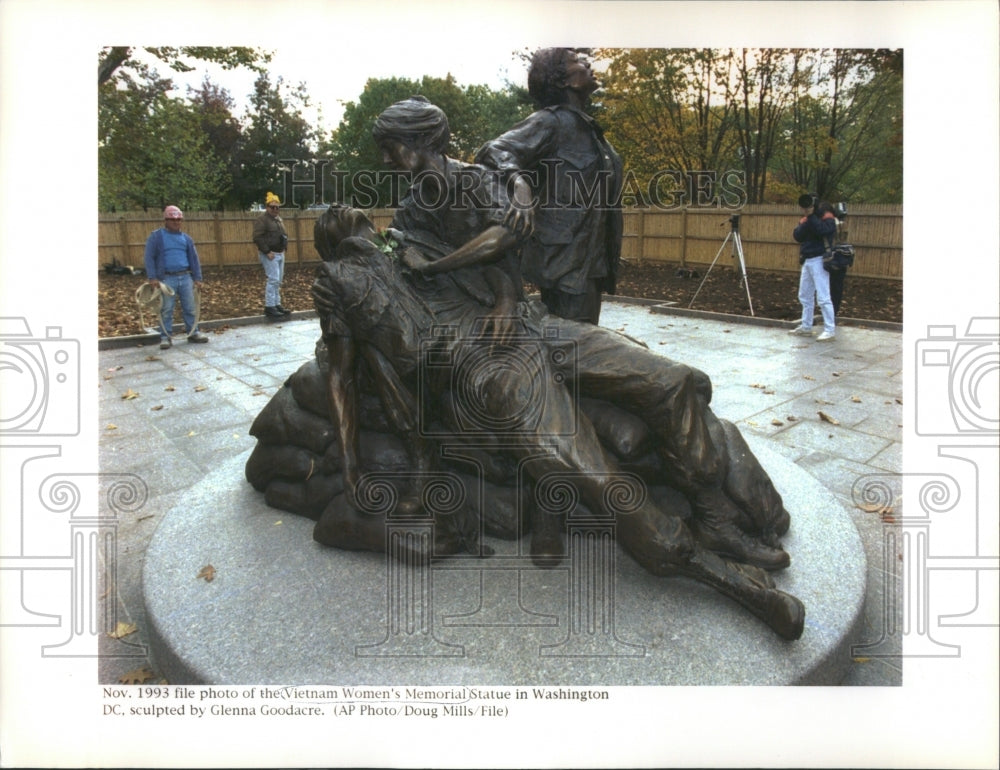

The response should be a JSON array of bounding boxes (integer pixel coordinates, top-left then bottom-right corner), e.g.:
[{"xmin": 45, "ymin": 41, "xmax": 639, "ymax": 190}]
[
  {"xmin": 799, "ymin": 194, "xmax": 849, "ymax": 221},
  {"xmin": 720, "ymin": 213, "xmax": 741, "ymax": 231}
]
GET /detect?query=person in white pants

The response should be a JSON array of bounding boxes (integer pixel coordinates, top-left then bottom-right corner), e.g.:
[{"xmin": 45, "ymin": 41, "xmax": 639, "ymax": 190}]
[{"xmin": 789, "ymin": 194, "xmax": 837, "ymax": 341}]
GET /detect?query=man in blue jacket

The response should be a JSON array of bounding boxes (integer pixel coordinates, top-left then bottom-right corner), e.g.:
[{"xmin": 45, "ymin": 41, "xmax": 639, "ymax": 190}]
[
  {"xmin": 143, "ymin": 205, "xmax": 208, "ymax": 349},
  {"xmin": 789, "ymin": 194, "xmax": 837, "ymax": 341}
]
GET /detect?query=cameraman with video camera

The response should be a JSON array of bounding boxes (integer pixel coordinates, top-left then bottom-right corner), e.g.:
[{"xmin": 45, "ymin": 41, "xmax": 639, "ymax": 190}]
[{"xmin": 789, "ymin": 193, "xmax": 837, "ymax": 341}]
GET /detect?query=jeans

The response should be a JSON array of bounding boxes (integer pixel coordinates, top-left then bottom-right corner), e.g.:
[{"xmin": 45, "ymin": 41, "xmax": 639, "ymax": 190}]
[
  {"xmin": 798, "ymin": 256, "xmax": 836, "ymax": 334},
  {"xmin": 259, "ymin": 251, "xmax": 285, "ymax": 307},
  {"xmin": 159, "ymin": 272, "xmax": 199, "ymax": 340}
]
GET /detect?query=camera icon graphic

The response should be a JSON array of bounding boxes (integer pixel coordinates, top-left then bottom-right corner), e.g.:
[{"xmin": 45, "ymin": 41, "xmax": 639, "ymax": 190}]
[
  {"xmin": 914, "ymin": 317, "xmax": 999, "ymax": 436},
  {"xmin": 418, "ymin": 319, "xmax": 578, "ymax": 438},
  {"xmin": 0, "ymin": 317, "xmax": 81, "ymax": 436}
]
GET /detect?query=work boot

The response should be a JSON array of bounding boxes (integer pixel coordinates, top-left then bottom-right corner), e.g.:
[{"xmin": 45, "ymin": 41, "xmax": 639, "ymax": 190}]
[
  {"xmin": 187, "ymin": 332, "xmax": 209, "ymax": 343},
  {"xmin": 690, "ymin": 488, "xmax": 790, "ymax": 570},
  {"xmin": 683, "ymin": 549, "xmax": 805, "ymax": 641},
  {"xmin": 159, "ymin": 338, "xmax": 172, "ymax": 350},
  {"xmin": 264, "ymin": 306, "xmax": 283, "ymax": 318},
  {"xmin": 275, "ymin": 304, "xmax": 292, "ymax": 315}
]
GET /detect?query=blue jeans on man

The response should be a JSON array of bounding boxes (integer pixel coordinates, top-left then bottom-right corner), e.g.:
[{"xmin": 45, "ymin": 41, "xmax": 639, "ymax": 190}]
[
  {"xmin": 159, "ymin": 272, "xmax": 200, "ymax": 342},
  {"xmin": 259, "ymin": 251, "xmax": 285, "ymax": 308}
]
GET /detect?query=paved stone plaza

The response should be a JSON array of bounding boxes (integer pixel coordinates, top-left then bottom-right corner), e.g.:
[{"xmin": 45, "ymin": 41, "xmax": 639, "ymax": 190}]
[{"xmin": 97, "ymin": 300, "xmax": 903, "ymax": 685}]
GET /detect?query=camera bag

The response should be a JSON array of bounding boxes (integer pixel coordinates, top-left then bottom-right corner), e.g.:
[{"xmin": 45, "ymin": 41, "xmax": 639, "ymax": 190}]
[{"xmin": 823, "ymin": 243, "xmax": 855, "ymax": 272}]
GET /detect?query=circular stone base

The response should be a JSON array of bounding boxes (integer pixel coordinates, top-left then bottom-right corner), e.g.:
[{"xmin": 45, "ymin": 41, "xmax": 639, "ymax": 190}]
[{"xmin": 143, "ymin": 437, "xmax": 866, "ymax": 685}]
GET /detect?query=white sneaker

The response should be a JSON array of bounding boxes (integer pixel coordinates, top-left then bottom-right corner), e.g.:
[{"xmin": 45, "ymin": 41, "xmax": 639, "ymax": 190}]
[
  {"xmin": 788, "ymin": 325, "xmax": 813, "ymax": 336},
  {"xmin": 816, "ymin": 331, "xmax": 836, "ymax": 341}
]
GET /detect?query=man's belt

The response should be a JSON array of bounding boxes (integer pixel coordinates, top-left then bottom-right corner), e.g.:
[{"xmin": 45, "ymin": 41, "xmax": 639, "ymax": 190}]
[{"xmin": 165, "ymin": 269, "xmax": 191, "ymax": 275}]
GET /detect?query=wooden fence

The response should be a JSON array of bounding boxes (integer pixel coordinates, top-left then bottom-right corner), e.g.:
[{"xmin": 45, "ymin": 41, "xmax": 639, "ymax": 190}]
[{"xmin": 100, "ymin": 203, "xmax": 902, "ymax": 280}]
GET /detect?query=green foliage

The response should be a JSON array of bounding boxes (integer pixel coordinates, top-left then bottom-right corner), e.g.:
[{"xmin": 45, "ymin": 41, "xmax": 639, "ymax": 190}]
[
  {"xmin": 98, "ymin": 46, "xmax": 271, "ymax": 86},
  {"xmin": 97, "ymin": 46, "xmax": 901, "ymax": 214},
  {"xmin": 99, "ymin": 85, "xmax": 230, "ymax": 211},
  {"xmin": 324, "ymin": 75, "xmax": 531, "ymax": 206},
  {"xmin": 229, "ymin": 73, "xmax": 320, "ymax": 209},
  {"xmin": 187, "ymin": 78, "xmax": 244, "ymax": 209},
  {"xmin": 99, "ymin": 47, "xmax": 271, "ymax": 211}
]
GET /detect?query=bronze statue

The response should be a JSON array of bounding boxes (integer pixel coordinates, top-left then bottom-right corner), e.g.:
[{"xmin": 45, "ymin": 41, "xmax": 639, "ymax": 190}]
[
  {"xmin": 246, "ymin": 96, "xmax": 805, "ymax": 640},
  {"xmin": 476, "ymin": 48, "xmax": 623, "ymax": 325}
]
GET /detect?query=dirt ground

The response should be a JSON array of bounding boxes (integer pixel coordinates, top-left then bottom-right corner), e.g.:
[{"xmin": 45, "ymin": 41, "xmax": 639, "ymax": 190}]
[{"xmin": 98, "ymin": 259, "xmax": 902, "ymax": 338}]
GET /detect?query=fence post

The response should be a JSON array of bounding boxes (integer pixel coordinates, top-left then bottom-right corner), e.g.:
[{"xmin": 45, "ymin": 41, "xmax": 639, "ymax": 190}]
[
  {"xmin": 212, "ymin": 213, "xmax": 223, "ymax": 268},
  {"xmin": 635, "ymin": 209, "xmax": 646, "ymax": 266},
  {"xmin": 679, "ymin": 208, "xmax": 688, "ymax": 268},
  {"xmin": 118, "ymin": 217, "xmax": 130, "ymax": 266},
  {"xmin": 292, "ymin": 212, "xmax": 303, "ymax": 264}
]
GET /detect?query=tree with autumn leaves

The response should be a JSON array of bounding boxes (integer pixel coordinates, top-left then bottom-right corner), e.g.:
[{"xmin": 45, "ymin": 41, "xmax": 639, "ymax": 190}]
[
  {"xmin": 98, "ymin": 46, "xmax": 902, "ymax": 212},
  {"xmin": 595, "ymin": 47, "xmax": 902, "ymax": 205}
]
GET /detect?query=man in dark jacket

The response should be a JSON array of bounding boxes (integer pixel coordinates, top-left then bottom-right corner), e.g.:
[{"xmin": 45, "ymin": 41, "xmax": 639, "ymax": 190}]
[
  {"xmin": 253, "ymin": 192, "xmax": 290, "ymax": 317},
  {"xmin": 476, "ymin": 48, "xmax": 623, "ymax": 325},
  {"xmin": 790, "ymin": 195, "xmax": 837, "ymax": 341}
]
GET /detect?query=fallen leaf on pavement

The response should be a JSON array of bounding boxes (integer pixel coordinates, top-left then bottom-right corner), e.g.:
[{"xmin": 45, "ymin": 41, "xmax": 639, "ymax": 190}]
[
  {"xmin": 109, "ymin": 621, "xmax": 137, "ymax": 639},
  {"xmin": 818, "ymin": 411, "xmax": 840, "ymax": 425},
  {"xmin": 119, "ymin": 667, "xmax": 156, "ymax": 685},
  {"xmin": 194, "ymin": 385, "xmax": 207, "ymax": 392},
  {"xmin": 165, "ymin": 385, "xmax": 176, "ymax": 392},
  {"xmin": 196, "ymin": 565, "xmax": 216, "ymax": 582},
  {"xmin": 150, "ymin": 405, "xmax": 163, "ymax": 411},
  {"xmin": 106, "ymin": 424, "xmax": 118, "ymax": 431},
  {"xmin": 121, "ymin": 388, "xmax": 139, "ymax": 400}
]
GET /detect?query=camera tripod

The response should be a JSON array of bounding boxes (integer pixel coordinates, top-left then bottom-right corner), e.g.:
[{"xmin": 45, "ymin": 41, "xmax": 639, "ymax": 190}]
[{"xmin": 688, "ymin": 214, "xmax": 754, "ymax": 316}]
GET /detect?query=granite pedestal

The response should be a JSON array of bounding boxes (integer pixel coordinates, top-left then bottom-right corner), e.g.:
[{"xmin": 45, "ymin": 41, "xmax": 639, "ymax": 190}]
[{"xmin": 143, "ymin": 436, "xmax": 866, "ymax": 685}]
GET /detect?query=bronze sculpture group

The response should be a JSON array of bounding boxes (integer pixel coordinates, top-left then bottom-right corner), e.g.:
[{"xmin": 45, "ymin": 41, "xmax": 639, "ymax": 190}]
[{"xmin": 245, "ymin": 49, "xmax": 806, "ymax": 641}]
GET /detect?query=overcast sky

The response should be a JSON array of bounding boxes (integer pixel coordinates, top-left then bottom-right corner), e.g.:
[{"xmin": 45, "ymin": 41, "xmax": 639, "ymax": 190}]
[{"xmin": 150, "ymin": 39, "xmax": 530, "ymax": 133}]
